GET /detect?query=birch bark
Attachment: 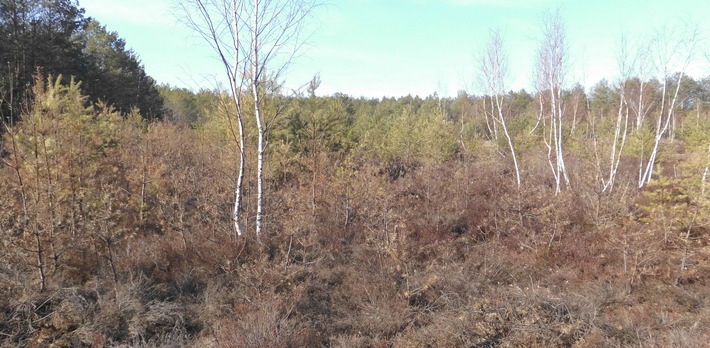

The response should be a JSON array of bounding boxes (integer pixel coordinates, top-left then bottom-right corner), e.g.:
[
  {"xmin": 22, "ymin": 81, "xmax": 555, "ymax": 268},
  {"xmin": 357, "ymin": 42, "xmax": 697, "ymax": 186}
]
[
  {"xmin": 536, "ymin": 10, "xmax": 569, "ymax": 194},
  {"xmin": 182, "ymin": 0, "xmax": 315, "ymax": 239},
  {"xmin": 638, "ymin": 28, "xmax": 698, "ymax": 187},
  {"xmin": 478, "ymin": 30, "xmax": 521, "ymax": 188}
]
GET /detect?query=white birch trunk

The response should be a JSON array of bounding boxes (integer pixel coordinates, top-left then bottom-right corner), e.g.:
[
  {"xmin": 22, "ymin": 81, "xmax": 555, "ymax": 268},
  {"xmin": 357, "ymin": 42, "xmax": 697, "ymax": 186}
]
[
  {"xmin": 556, "ymin": 87, "xmax": 570, "ymax": 189},
  {"xmin": 232, "ymin": 0, "xmax": 246, "ymax": 237},
  {"xmin": 544, "ymin": 94, "xmax": 559, "ymax": 192},
  {"xmin": 640, "ymin": 72, "xmax": 683, "ymax": 187},
  {"xmin": 530, "ymin": 92, "xmax": 544, "ymax": 134},
  {"xmin": 184, "ymin": 0, "xmax": 316, "ymax": 239},
  {"xmin": 551, "ymin": 87, "xmax": 562, "ymax": 194},
  {"xmin": 603, "ymin": 89, "xmax": 628, "ymax": 193},
  {"xmin": 182, "ymin": 0, "xmax": 249, "ymax": 237},
  {"xmin": 482, "ymin": 96, "xmax": 495, "ymax": 142},
  {"xmin": 638, "ymin": 27, "xmax": 697, "ymax": 187},
  {"xmin": 252, "ymin": 0, "xmax": 265, "ymax": 239},
  {"xmin": 479, "ymin": 30, "xmax": 521, "ymax": 188},
  {"xmin": 536, "ymin": 10, "xmax": 568, "ymax": 195},
  {"xmin": 639, "ymin": 79, "xmax": 668, "ymax": 187},
  {"xmin": 495, "ymin": 95, "xmax": 521, "ymax": 188},
  {"xmin": 490, "ymin": 96, "xmax": 498, "ymax": 143},
  {"xmin": 636, "ymin": 80, "xmax": 646, "ymax": 130},
  {"xmin": 233, "ymin": 108, "xmax": 246, "ymax": 237}
]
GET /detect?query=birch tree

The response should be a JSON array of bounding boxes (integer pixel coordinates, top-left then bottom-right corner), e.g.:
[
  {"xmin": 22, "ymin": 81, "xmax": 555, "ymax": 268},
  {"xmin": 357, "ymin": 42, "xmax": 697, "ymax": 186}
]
[
  {"xmin": 638, "ymin": 26, "xmax": 699, "ymax": 188},
  {"xmin": 478, "ymin": 29, "xmax": 521, "ymax": 188},
  {"xmin": 536, "ymin": 9, "xmax": 569, "ymax": 194},
  {"xmin": 181, "ymin": 0, "xmax": 316, "ymax": 239},
  {"xmin": 627, "ymin": 40, "xmax": 655, "ymax": 131},
  {"xmin": 602, "ymin": 37, "xmax": 632, "ymax": 193}
]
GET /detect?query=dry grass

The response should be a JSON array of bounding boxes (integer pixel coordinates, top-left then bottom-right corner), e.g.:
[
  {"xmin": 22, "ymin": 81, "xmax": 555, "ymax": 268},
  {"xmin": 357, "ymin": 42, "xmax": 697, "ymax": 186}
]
[{"xmin": 3, "ymin": 123, "xmax": 710, "ymax": 347}]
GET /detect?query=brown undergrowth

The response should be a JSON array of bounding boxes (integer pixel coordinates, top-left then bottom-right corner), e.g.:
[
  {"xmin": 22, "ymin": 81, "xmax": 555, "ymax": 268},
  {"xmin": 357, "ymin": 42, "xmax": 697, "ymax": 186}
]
[{"xmin": 2, "ymin": 124, "xmax": 710, "ymax": 347}]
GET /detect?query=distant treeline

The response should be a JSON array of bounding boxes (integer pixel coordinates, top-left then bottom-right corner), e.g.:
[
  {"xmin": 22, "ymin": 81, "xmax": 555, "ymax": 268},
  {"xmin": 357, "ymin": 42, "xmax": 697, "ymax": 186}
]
[{"xmin": 0, "ymin": 0, "xmax": 164, "ymax": 123}]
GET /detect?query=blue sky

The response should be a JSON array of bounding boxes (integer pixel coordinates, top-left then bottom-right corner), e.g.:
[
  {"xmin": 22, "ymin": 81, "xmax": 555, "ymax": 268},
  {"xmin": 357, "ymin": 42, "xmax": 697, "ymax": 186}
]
[{"xmin": 78, "ymin": 0, "xmax": 710, "ymax": 98}]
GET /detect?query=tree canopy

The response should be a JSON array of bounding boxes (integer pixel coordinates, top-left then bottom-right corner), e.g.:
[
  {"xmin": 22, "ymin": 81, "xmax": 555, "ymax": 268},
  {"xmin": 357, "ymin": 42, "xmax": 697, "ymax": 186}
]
[{"xmin": 0, "ymin": 0, "xmax": 163, "ymax": 123}]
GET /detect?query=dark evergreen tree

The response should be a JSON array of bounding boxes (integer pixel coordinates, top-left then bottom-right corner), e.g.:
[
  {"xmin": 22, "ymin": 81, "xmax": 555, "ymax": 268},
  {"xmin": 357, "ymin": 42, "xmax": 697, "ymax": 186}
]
[
  {"xmin": 79, "ymin": 19, "xmax": 163, "ymax": 119},
  {"xmin": 1, "ymin": 0, "xmax": 86, "ymax": 122},
  {"xmin": 0, "ymin": 0, "xmax": 164, "ymax": 123}
]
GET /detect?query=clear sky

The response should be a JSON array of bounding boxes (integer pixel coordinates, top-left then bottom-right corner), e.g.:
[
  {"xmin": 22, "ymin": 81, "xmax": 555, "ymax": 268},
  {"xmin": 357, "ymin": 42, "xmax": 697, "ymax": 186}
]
[{"xmin": 78, "ymin": 0, "xmax": 710, "ymax": 98}]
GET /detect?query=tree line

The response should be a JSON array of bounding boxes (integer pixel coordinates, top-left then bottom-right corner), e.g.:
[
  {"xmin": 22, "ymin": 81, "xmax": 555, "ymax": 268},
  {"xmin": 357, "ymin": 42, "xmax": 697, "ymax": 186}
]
[{"xmin": 0, "ymin": 0, "xmax": 164, "ymax": 124}]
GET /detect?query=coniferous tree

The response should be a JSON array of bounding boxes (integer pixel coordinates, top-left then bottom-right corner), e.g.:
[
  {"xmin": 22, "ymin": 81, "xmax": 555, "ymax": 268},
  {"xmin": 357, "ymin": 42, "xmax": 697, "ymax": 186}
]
[
  {"xmin": 0, "ymin": 0, "xmax": 164, "ymax": 124},
  {"xmin": 79, "ymin": 19, "xmax": 164, "ymax": 119}
]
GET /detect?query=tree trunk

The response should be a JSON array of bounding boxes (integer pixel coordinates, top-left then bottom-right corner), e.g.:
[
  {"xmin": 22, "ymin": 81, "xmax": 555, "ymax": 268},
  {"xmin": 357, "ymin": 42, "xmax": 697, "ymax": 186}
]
[
  {"xmin": 253, "ymin": 0, "xmax": 265, "ymax": 240},
  {"xmin": 494, "ymin": 95, "xmax": 521, "ymax": 188},
  {"xmin": 604, "ymin": 89, "xmax": 629, "ymax": 193},
  {"xmin": 34, "ymin": 228, "xmax": 46, "ymax": 292},
  {"xmin": 231, "ymin": 0, "xmax": 246, "ymax": 238}
]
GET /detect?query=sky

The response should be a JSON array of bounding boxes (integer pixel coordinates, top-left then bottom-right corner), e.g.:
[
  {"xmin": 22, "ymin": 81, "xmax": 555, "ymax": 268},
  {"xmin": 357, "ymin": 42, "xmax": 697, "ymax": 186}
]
[{"xmin": 78, "ymin": 0, "xmax": 710, "ymax": 98}]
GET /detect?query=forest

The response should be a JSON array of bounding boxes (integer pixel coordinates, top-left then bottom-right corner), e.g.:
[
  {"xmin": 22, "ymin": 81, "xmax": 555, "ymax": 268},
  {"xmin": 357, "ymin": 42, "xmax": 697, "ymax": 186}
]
[{"xmin": 2, "ymin": 0, "xmax": 710, "ymax": 347}]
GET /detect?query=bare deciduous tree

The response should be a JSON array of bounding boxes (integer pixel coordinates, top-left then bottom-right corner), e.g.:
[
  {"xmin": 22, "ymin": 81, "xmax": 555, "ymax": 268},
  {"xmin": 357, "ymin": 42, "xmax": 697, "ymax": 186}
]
[
  {"xmin": 478, "ymin": 29, "xmax": 521, "ymax": 188},
  {"xmin": 181, "ymin": 0, "xmax": 316, "ymax": 239},
  {"xmin": 602, "ymin": 36, "xmax": 632, "ymax": 193},
  {"xmin": 536, "ymin": 9, "xmax": 569, "ymax": 194},
  {"xmin": 627, "ymin": 39, "xmax": 654, "ymax": 132},
  {"xmin": 639, "ymin": 26, "xmax": 699, "ymax": 188}
]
